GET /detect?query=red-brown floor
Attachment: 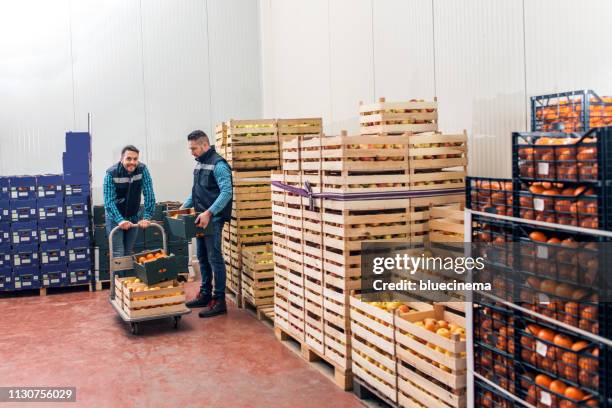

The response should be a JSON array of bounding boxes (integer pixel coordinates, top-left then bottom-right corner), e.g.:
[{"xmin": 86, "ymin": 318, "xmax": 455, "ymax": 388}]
[{"xmin": 0, "ymin": 283, "xmax": 362, "ymax": 408}]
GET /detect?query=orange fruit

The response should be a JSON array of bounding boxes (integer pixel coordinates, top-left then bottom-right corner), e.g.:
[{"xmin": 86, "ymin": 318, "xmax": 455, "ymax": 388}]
[
  {"xmin": 529, "ymin": 231, "xmax": 547, "ymax": 242},
  {"xmin": 564, "ymin": 387, "xmax": 585, "ymax": 401},
  {"xmin": 538, "ymin": 328, "xmax": 556, "ymax": 342},
  {"xmin": 549, "ymin": 380, "xmax": 567, "ymax": 395},
  {"xmin": 553, "ymin": 334, "xmax": 574, "ymax": 349},
  {"xmin": 137, "ymin": 257, "xmax": 146, "ymax": 264},
  {"xmin": 146, "ymin": 253, "xmax": 155, "ymax": 260},
  {"xmin": 535, "ymin": 374, "xmax": 552, "ymax": 388}
]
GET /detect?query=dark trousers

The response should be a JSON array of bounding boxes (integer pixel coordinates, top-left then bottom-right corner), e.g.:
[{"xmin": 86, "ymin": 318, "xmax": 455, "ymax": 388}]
[{"xmin": 196, "ymin": 219, "xmax": 226, "ymax": 299}]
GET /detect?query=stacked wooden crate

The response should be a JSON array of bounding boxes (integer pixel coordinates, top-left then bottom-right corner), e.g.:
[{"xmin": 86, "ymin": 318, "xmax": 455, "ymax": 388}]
[
  {"xmin": 241, "ymin": 244, "xmax": 274, "ymax": 308},
  {"xmin": 272, "ymin": 98, "xmax": 467, "ymax": 389},
  {"xmin": 215, "ymin": 119, "xmax": 279, "ymax": 302},
  {"xmin": 349, "ymin": 299, "xmax": 467, "ymax": 407}
]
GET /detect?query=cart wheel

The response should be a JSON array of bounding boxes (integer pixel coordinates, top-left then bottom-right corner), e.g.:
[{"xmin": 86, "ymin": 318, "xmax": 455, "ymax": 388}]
[
  {"xmin": 131, "ymin": 322, "xmax": 139, "ymax": 335},
  {"xmin": 173, "ymin": 316, "xmax": 181, "ymax": 329}
]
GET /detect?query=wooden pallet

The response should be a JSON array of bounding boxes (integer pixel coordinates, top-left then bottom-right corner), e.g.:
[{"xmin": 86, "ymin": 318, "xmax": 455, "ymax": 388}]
[
  {"xmin": 359, "ymin": 97, "xmax": 438, "ymax": 135},
  {"xmin": 274, "ymin": 324, "xmax": 353, "ymax": 391}
]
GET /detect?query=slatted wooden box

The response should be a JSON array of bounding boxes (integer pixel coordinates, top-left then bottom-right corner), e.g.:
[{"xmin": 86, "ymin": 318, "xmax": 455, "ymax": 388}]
[
  {"xmin": 241, "ymin": 244, "xmax": 274, "ymax": 307},
  {"xmin": 359, "ymin": 97, "xmax": 438, "ymax": 135}
]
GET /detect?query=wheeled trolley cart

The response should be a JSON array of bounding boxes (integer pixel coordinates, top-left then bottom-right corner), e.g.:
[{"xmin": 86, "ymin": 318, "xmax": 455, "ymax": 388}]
[{"xmin": 108, "ymin": 222, "xmax": 191, "ymax": 334}]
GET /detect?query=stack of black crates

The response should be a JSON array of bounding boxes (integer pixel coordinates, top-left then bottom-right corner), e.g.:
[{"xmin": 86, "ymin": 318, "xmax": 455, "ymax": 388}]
[
  {"xmin": 0, "ymin": 132, "xmax": 93, "ymax": 292},
  {"xmin": 93, "ymin": 201, "xmax": 189, "ymax": 285}
]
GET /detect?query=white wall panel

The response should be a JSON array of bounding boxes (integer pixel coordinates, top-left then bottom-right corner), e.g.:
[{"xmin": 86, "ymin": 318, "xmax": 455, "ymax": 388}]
[
  {"xmin": 0, "ymin": 0, "xmax": 74, "ymax": 176},
  {"xmin": 433, "ymin": 0, "xmax": 526, "ymax": 178},
  {"xmin": 71, "ymin": 0, "xmax": 147, "ymax": 203},
  {"xmin": 140, "ymin": 0, "xmax": 211, "ymax": 202},
  {"xmin": 372, "ymin": 0, "xmax": 435, "ymax": 101},
  {"xmin": 328, "ymin": 0, "xmax": 374, "ymax": 134},
  {"xmin": 208, "ymin": 0, "xmax": 263, "ymax": 126},
  {"xmin": 524, "ymin": 0, "xmax": 612, "ymax": 97},
  {"xmin": 264, "ymin": 0, "xmax": 332, "ymax": 130}
]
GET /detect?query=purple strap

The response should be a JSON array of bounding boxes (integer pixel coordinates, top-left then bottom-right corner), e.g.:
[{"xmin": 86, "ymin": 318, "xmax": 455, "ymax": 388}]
[{"xmin": 271, "ymin": 180, "xmax": 464, "ymax": 210}]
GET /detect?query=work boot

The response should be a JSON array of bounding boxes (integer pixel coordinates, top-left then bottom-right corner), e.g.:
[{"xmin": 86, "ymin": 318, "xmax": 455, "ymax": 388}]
[
  {"xmin": 186, "ymin": 293, "xmax": 212, "ymax": 308},
  {"xmin": 199, "ymin": 297, "xmax": 227, "ymax": 318}
]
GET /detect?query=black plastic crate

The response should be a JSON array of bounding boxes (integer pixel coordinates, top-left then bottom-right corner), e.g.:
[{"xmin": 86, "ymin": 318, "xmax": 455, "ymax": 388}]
[
  {"xmin": 476, "ymin": 379, "xmax": 518, "ymax": 408},
  {"xmin": 531, "ymin": 90, "xmax": 612, "ymax": 133},
  {"xmin": 466, "ymin": 176, "xmax": 514, "ymax": 216}
]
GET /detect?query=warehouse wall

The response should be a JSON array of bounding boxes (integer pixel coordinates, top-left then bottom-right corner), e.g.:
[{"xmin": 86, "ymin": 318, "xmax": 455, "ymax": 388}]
[
  {"xmin": 0, "ymin": 0, "xmax": 263, "ymax": 203},
  {"xmin": 260, "ymin": 0, "xmax": 612, "ymax": 178}
]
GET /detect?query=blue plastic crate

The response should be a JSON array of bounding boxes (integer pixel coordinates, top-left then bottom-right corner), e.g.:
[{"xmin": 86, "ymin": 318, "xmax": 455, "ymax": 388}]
[
  {"xmin": 67, "ymin": 261, "xmax": 91, "ymax": 285},
  {"xmin": 66, "ymin": 218, "xmax": 90, "ymax": 242},
  {"xmin": 0, "ymin": 177, "xmax": 9, "ymax": 201},
  {"xmin": 65, "ymin": 196, "xmax": 89, "ymax": 219},
  {"xmin": 62, "ymin": 153, "xmax": 91, "ymax": 176},
  {"xmin": 0, "ymin": 274, "xmax": 13, "ymax": 291},
  {"xmin": 12, "ymin": 244, "xmax": 39, "ymax": 269},
  {"xmin": 40, "ymin": 243, "xmax": 67, "ymax": 267},
  {"xmin": 9, "ymin": 176, "xmax": 37, "ymax": 200},
  {"xmin": 11, "ymin": 221, "xmax": 38, "ymax": 245},
  {"xmin": 13, "ymin": 267, "xmax": 41, "ymax": 290},
  {"xmin": 10, "ymin": 199, "xmax": 37, "ymax": 222},
  {"xmin": 38, "ymin": 220, "xmax": 66, "ymax": 245},
  {"xmin": 0, "ymin": 200, "xmax": 9, "ymax": 223},
  {"xmin": 40, "ymin": 265, "xmax": 68, "ymax": 288},
  {"xmin": 37, "ymin": 197, "xmax": 65, "ymax": 221},
  {"xmin": 63, "ymin": 174, "xmax": 91, "ymax": 197},
  {"xmin": 65, "ymin": 131, "xmax": 92, "ymax": 156},
  {"xmin": 36, "ymin": 174, "xmax": 64, "ymax": 199},
  {"xmin": 67, "ymin": 241, "xmax": 91, "ymax": 264},
  {"xmin": 0, "ymin": 224, "xmax": 10, "ymax": 247}
]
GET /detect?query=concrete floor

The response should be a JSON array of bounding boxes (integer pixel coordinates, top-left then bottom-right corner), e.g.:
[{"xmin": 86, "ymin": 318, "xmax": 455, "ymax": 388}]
[{"xmin": 0, "ymin": 282, "xmax": 363, "ymax": 408}]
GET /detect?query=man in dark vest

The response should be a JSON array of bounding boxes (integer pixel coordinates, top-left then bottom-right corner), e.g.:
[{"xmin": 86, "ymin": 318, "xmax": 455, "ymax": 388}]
[
  {"xmin": 103, "ymin": 145, "xmax": 156, "ymax": 257},
  {"xmin": 182, "ymin": 130, "xmax": 233, "ymax": 318}
]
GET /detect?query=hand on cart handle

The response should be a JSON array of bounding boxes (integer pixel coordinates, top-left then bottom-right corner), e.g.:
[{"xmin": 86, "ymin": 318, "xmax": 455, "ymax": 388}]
[
  {"xmin": 118, "ymin": 220, "xmax": 133, "ymax": 230},
  {"xmin": 138, "ymin": 219, "xmax": 152, "ymax": 229}
]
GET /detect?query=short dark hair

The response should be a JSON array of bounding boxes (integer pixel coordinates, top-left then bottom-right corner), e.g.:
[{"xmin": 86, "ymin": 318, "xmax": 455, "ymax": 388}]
[
  {"xmin": 187, "ymin": 130, "xmax": 209, "ymax": 143},
  {"xmin": 121, "ymin": 145, "xmax": 140, "ymax": 155}
]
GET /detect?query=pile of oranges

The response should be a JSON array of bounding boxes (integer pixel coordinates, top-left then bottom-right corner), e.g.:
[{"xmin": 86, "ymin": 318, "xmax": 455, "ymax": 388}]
[{"xmin": 137, "ymin": 251, "xmax": 165, "ymax": 264}]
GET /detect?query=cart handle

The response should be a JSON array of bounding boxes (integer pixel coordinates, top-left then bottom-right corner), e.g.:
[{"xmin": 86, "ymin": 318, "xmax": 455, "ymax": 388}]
[{"xmin": 109, "ymin": 222, "xmax": 168, "ymax": 301}]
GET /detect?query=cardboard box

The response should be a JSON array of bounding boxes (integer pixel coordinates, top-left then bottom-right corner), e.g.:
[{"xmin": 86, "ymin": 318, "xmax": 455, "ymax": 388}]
[
  {"xmin": 40, "ymin": 242, "xmax": 67, "ymax": 267},
  {"xmin": 67, "ymin": 241, "xmax": 92, "ymax": 264},
  {"xmin": 11, "ymin": 221, "xmax": 38, "ymax": 245},
  {"xmin": 37, "ymin": 197, "xmax": 65, "ymax": 221},
  {"xmin": 0, "ymin": 224, "xmax": 10, "ymax": 247},
  {"xmin": 9, "ymin": 176, "xmax": 36, "ymax": 200},
  {"xmin": 36, "ymin": 174, "xmax": 64, "ymax": 199},
  {"xmin": 12, "ymin": 244, "xmax": 39, "ymax": 269},
  {"xmin": 66, "ymin": 218, "xmax": 90, "ymax": 242},
  {"xmin": 38, "ymin": 220, "xmax": 66, "ymax": 244},
  {"xmin": 0, "ymin": 200, "xmax": 10, "ymax": 223},
  {"xmin": 0, "ymin": 177, "xmax": 9, "ymax": 201},
  {"xmin": 65, "ymin": 196, "xmax": 89, "ymax": 219},
  {"xmin": 65, "ymin": 131, "xmax": 92, "ymax": 156},
  {"xmin": 13, "ymin": 267, "xmax": 41, "ymax": 290},
  {"xmin": 41, "ymin": 265, "xmax": 68, "ymax": 288},
  {"xmin": 10, "ymin": 199, "xmax": 37, "ymax": 222},
  {"xmin": 64, "ymin": 173, "xmax": 91, "ymax": 197}
]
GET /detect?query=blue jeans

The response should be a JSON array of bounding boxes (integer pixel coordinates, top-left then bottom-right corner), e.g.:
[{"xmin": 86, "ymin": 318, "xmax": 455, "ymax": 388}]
[
  {"xmin": 197, "ymin": 219, "xmax": 226, "ymax": 299},
  {"xmin": 106, "ymin": 219, "xmax": 139, "ymax": 258}
]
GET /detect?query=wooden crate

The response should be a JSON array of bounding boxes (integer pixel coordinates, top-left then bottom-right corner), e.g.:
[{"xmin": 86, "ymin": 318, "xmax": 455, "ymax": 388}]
[
  {"xmin": 429, "ymin": 204, "xmax": 465, "ymax": 243},
  {"xmin": 232, "ymin": 178, "xmax": 272, "ymax": 219},
  {"xmin": 115, "ymin": 276, "xmax": 186, "ymax": 319},
  {"xmin": 241, "ymin": 244, "xmax": 274, "ymax": 307},
  {"xmin": 278, "ymin": 118, "xmax": 322, "ymax": 143},
  {"xmin": 359, "ymin": 97, "xmax": 438, "ymax": 135},
  {"xmin": 350, "ymin": 297, "xmax": 433, "ymax": 403},
  {"xmin": 395, "ymin": 304, "xmax": 467, "ymax": 408}
]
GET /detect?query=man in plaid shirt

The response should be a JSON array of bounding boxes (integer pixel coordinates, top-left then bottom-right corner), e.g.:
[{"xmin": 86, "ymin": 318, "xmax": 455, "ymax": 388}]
[{"xmin": 103, "ymin": 145, "xmax": 156, "ymax": 257}]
